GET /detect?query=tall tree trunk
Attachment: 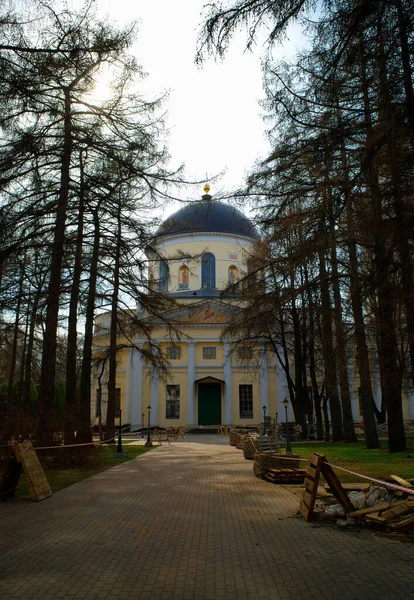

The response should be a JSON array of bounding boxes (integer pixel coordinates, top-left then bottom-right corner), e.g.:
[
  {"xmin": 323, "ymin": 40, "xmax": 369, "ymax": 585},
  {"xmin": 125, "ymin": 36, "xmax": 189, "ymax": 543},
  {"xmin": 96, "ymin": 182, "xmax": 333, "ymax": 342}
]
[
  {"xmin": 360, "ymin": 30, "xmax": 405, "ymax": 452},
  {"xmin": 23, "ymin": 291, "xmax": 40, "ymax": 413},
  {"xmin": 318, "ymin": 217, "xmax": 344, "ymax": 442},
  {"xmin": 78, "ymin": 205, "xmax": 101, "ymax": 444},
  {"xmin": 106, "ymin": 199, "xmax": 122, "ymax": 442},
  {"xmin": 8, "ymin": 261, "xmax": 24, "ymax": 409},
  {"xmin": 304, "ymin": 266, "xmax": 323, "ymax": 440},
  {"xmin": 336, "ymin": 96, "xmax": 379, "ymax": 448},
  {"xmin": 327, "ymin": 188, "xmax": 357, "ymax": 442},
  {"xmin": 18, "ymin": 305, "xmax": 30, "ymax": 402},
  {"xmin": 290, "ymin": 270, "xmax": 307, "ymax": 431},
  {"xmin": 64, "ymin": 150, "xmax": 85, "ymax": 445},
  {"xmin": 37, "ymin": 88, "xmax": 72, "ymax": 445},
  {"xmin": 377, "ymin": 19, "xmax": 414, "ymax": 389}
]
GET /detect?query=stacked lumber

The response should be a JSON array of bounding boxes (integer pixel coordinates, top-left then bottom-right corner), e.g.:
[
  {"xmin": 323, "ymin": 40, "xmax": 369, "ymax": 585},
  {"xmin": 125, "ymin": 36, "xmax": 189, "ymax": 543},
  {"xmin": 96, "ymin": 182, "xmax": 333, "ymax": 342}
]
[
  {"xmin": 242, "ymin": 434, "xmax": 279, "ymax": 460},
  {"xmin": 258, "ymin": 436, "xmax": 280, "ymax": 453},
  {"xmin": 263, "ymin": 467, "xmax": 307, "ymax": 484},
  {"xmin": 229, "ymin": 429, "xmax": 250, "ymax": 447},
  {"xmin": 254, "ymin": 451, "xmax": 306, "ymax": 483},
  {"xmin": 242, "ymin": 436, "xmax": 259, "ymax": 460}
]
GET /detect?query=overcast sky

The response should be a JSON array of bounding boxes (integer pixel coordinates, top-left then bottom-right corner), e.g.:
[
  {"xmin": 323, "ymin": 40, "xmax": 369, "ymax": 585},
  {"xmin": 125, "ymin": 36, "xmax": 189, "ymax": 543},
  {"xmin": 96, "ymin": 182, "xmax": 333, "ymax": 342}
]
[{"xmin": 95, "ymin": 0, "xmax": 306, "ymax": 209}]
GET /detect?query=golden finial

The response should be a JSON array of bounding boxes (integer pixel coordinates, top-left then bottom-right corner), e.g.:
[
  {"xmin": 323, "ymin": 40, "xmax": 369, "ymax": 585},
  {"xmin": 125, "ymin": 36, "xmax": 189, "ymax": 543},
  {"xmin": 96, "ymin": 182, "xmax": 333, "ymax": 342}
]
[{"xmin": 204, "ymin": 184, "xmax": 210, "ymax": 195}]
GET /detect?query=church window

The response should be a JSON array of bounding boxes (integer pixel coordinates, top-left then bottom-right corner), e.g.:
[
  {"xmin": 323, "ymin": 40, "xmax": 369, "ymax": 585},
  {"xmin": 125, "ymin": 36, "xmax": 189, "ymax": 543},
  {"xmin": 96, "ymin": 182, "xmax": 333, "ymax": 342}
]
[
  {"xmin": 201, "ymin": 252, "xmax": 216, "ymax": 288},
  {"xmin": 228, "ymin": 265, "xmax": 238, "ymax": 285},
  {"xmin": 166, "ymin": 385, "xmax": 180, "ymax": 419},
  {"xmin": 178, "ymin": 265, "xmax": 189, "ymax": 289},
  {"xmin": 168, "ymin": 346, "xmax": 181, "ymax": 360},
  {"xmin": 239, "ymin": 385, "xmax": 253, "ymax": 418},
  {"xmin": 202, "ymin": 346, "xmax": 216, "ymax": 359},
  {"xmin": 159, "ymin": 259, "xmax": 169, "ymax": 292}
]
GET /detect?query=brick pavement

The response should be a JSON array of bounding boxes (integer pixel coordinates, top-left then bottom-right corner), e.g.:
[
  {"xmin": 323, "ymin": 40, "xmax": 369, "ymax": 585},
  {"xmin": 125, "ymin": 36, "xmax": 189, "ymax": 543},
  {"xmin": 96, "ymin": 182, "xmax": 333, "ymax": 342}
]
[{"xmin": 1, "ymin": 436, "xmax": 413, "ymax": 600}]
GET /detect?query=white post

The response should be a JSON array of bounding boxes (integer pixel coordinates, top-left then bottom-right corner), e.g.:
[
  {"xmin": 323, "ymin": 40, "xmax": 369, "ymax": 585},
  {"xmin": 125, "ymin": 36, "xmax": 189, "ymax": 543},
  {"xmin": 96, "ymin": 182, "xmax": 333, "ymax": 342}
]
[
  {"xmin": 187, "ymin": 341, "xmax": 196, "ymax": 425},
  {"xmin": 224, "ymin": 343, "xmax": 233, "ymax": 425},
  {"xmin": 131, "ymin": 343, "xmax": 144, "ymax": 429},
  {"xmin": 150, "ymin": 362, "xmax": 159, "ymax": 426},
  {"xmin": 125, "ymin": 349, "xmax": 133, "ymax": 424},
  {"xmin": 260, "ymin": 346, "xmax": 268, "ymax": 411}
]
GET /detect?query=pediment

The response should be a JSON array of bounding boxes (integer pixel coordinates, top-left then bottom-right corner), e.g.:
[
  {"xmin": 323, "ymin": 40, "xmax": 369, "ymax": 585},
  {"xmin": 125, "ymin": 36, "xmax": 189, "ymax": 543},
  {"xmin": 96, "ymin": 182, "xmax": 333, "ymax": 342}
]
[{"xmin": 168, "ymin": 300, "xmax": 234, "ymax": 324}]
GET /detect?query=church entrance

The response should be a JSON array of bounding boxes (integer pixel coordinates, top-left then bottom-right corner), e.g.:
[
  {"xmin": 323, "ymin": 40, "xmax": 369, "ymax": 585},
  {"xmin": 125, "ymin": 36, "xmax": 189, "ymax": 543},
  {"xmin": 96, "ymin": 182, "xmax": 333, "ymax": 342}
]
[{"xmin": 197, "ymin": 382, "xmax": 221, "ymax": 426}]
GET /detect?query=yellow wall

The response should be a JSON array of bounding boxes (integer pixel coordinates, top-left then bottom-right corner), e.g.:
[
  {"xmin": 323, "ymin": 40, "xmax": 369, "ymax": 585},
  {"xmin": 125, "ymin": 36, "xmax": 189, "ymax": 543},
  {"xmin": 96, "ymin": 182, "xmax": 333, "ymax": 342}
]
[{"xmin": 151, "ymin": 238, "xmax": 254, "ymax": 292}]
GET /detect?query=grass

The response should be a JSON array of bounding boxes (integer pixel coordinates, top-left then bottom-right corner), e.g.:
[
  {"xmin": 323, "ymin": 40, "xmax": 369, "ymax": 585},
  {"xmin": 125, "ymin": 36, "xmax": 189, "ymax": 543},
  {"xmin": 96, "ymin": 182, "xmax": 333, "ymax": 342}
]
[
  {"xmin": 15, "ymin": 443, "xmax": 152, "ymax": 497},
  {"xmin": 12, "ymin": 437, "xmax": 414, "ymax": 499},
  {"xmin": 291, "ymin": 438, "xmax": 414, "ymax": 483}
]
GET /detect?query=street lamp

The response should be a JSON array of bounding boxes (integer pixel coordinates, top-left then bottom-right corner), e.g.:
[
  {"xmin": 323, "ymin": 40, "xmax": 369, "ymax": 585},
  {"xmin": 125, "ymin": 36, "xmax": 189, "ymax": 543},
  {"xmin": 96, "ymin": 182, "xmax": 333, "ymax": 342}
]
[
  {"xmin": 282, "ymin": 397, "xmax": 293, "ymax": 453},
  {"xmin": 262, "ymin": 405, "xmax": 267, "ymax": 436},
  {"xmin": 145, "ymin": 404, "xmax": 153, "ymax": 447},
  {"xmin": 114, "ymin": 409, "xmax": 126, "ymax": 457},
  {"xmin": 141, "ymin": 413, "xmax": 145, "ymax": 439}
]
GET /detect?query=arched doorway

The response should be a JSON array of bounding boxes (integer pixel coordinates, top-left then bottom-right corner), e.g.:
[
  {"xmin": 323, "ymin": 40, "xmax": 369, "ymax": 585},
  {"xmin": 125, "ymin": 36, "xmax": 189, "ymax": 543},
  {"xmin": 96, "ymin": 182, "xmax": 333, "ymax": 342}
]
[{"xmin": 196, "ymin": 377, "xmax": 223, "ymax": 426}]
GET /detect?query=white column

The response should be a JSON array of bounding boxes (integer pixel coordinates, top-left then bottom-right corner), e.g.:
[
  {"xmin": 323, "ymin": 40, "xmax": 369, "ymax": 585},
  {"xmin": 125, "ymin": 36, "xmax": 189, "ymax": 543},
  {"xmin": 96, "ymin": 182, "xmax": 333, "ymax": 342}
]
[
  {"xmin": 260, "ymin": 346, "xmax": 268, "ymax": 411},
  {"xmin": 187, "ymin": 341, "xmax": 196, "ymax": 425},
  {"xmin": 125, "ymin": 349, "xmax": 133, "ymax": 424},
  {"xmin": 409, "ymin": 393, "xmax": 414, "ymax": 420},
  {"xmin": 131, "ymin": 343, "xmax": 144, "ymax": 428},
  {"xmin": 150, "ymin": 365, "xmax": 159, "ymax": 426},
  {"xmin": 224, "ymin": 343, "xmax": 233, "ymax": 425}
]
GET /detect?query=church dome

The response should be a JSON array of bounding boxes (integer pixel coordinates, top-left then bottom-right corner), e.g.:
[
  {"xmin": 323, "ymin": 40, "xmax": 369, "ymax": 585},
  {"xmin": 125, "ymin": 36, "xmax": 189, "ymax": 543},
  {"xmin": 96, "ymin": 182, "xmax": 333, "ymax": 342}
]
[{"xmin": 156, "ymin": 193, "xmax": 260, "ymax": 240}]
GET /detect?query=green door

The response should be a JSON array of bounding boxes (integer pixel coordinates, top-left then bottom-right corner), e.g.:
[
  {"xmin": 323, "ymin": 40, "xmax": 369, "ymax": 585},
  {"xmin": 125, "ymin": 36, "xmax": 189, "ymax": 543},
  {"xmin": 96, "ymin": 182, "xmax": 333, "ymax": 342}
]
[{"xmin": 198, "ymin": 383, "xmax": 221, "ymax": 426}]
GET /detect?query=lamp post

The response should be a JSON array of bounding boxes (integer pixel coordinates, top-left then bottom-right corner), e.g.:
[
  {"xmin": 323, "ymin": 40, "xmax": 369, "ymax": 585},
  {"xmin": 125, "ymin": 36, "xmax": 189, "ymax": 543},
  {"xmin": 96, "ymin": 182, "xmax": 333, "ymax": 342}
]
[
  {"xmin": 145, "ymin": 404, "xmax": 153, "ymax": 447},
  {"xmin": 262, "ymin": 405, "xmax": 267, "ymax": 436},
  {"xmin": 141, "ymin": 413, "xmax": 145, "ymax": 439},
  {"xmin": 282, "ymin": 397, "xmax": 293, "ymax": 453},
  {"xmin": 114, "ymin": 409, "xmax": 126, "ymax": 457}
]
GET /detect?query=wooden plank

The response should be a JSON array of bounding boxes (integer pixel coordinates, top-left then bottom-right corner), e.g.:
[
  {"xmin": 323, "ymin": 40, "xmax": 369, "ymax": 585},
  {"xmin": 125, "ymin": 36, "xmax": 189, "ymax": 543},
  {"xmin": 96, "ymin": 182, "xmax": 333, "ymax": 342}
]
[
  {"xmin": 348, "ymin": 500, "xmax": 408, "ymax": 518},
  {"xmin": 305, "ymin": 477, "xmax": 318, "ymax": 493},
  {"xmin": 12, "ymin": 442, "xmax": 52, "ymax": 502},
  {"xmin": 365, "ymin": 513, "xmax": 386, "ymax": 523},
  {"xmin": 324, "ymin": 482, "xmax": 370, "ymax": 493},
  {"xmin": 381, "ymin": 503, "xmax": 411, "ymax": 521},
  {"xmin": 390, "ymin": 515, "xmax": 414, "ymax": 529},
  {"xmin": 390, "ymin": 475, "xmax": 413, "ymax": 489},
  {"xmin": 320, "ymin": 462, "xmax": 354, "ymax": 514},
  {"xmin": 299, "ymin": 453, "xmax": 324, "ymax": 521}
]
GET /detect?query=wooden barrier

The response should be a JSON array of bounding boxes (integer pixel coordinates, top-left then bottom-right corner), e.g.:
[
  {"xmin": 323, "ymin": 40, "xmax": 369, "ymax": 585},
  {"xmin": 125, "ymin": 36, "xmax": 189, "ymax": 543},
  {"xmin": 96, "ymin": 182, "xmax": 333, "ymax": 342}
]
[
  {"xmin": 12, "ymin": 442, "xmax": 52, "ymax": 502},
  {"xmin": 300, "ymin": 452, "xmax": 354, "ymax": 521}
]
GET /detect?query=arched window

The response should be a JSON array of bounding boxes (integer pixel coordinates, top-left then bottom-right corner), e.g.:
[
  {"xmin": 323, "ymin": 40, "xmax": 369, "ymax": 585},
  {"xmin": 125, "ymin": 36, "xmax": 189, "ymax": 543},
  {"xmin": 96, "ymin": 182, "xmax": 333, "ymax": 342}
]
[
  {"xmin": 159, "ymin": 259, "xmax": 169, "ymax": 292},
  {"xmin": 201, "ymin": 252, "xmax": 215, "ymax": 288},
  {"xmin": 228, "ymin": 265, "xmax": 238, "ymax": 285},
  {"xmin": 178, "ymin": 265, "xmax": 189, "ymax": 289}
]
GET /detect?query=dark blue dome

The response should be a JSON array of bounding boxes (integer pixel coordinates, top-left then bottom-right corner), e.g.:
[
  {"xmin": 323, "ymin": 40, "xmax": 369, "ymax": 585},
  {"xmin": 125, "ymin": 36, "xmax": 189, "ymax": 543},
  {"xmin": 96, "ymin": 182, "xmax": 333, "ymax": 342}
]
[{"xmin": 157, "ymin": 195, "xmax": 260, "ymax": 240}]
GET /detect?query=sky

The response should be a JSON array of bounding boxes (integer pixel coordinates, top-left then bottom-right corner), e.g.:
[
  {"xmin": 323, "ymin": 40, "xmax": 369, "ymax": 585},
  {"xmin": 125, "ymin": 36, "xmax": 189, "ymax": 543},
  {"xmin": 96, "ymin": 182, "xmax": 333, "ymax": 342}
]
[{"xmin": 92, "ymin": 0, "xmax": 306, "ymax": 212}]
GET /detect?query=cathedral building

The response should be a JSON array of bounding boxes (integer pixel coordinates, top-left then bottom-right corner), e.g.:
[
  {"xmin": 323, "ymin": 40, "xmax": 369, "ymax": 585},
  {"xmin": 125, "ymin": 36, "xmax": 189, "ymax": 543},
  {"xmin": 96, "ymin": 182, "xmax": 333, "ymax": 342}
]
[
  {"xmin": 92, "ymin": 187, "xmax": 414, "ymax": 432},
  {"xmin": 92, "ymin": 187, "xmax": 289, "ymax": 430}
]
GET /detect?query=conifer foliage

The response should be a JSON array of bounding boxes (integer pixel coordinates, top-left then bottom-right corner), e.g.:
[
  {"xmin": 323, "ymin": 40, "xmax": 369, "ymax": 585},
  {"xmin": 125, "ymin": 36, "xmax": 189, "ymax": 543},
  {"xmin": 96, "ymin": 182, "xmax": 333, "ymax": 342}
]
[
  {"xmin": 0, "ymin": 1, "xmax": 179, "ymax": 445},
  {"xmin": 201, "ymin": 0, "xmax": 414, "ymax": 452}
]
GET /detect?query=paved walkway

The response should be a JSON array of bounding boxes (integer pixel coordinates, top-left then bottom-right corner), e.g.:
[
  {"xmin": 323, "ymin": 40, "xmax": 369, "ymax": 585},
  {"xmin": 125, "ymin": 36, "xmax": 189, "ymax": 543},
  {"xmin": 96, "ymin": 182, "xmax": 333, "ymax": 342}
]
[{"xmin": 1, "ymin": 436, "xmax": 413, "ymax": 600}]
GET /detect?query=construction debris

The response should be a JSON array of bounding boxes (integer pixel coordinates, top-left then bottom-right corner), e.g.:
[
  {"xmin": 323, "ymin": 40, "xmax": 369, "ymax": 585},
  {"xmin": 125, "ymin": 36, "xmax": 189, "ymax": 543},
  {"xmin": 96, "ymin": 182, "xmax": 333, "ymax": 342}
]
[{"xmin": 299, "ymin": 453, "xmax": 414, "ymax": 535}]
